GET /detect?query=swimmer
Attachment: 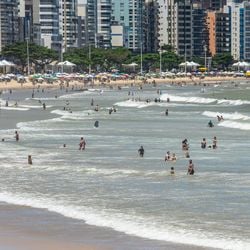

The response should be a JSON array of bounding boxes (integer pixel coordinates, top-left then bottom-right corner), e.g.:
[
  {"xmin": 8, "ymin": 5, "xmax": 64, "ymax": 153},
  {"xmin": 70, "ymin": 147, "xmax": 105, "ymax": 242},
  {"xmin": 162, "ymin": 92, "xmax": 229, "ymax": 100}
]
[
  {"xmin": 165, "ymin": 109, "xmax": 168, "ymax": 116},
  {"xmin": 94, "ymin": 120, "xmax": 99, "ymax": 128},
  {"xmin": 170, "ymin": 167, "xmax": 175, "ymax": 175},
  {"xmin": 43, "ymin": 103, "xmax": 46, "ymax": 110},
  {"xmin": 208, "ymin": 120, "xmax": 214, "ymax": 128}
]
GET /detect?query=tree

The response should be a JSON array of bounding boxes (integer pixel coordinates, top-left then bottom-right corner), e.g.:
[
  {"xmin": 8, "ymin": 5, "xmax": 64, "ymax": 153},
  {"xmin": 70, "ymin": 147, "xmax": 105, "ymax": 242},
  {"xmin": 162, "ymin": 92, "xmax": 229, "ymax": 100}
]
[
  {"xmin": 29, "ymin": 43, "xmax": 58, "ymax": 72},
  {"xmin": 212, "ymin": 53, "xmax": 234, "ymax": 70},
  {"xmin": 1, "ymin": 42, "xmax": 58, "ymax": 73}
]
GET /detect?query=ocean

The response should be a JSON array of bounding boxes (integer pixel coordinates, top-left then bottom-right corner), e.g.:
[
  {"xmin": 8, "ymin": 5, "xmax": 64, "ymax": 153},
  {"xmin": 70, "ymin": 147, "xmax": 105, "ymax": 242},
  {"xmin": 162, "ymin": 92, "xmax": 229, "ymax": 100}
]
[{"xmin": 0, "ymin": 81, "xmax": 250, "ymax": 250}]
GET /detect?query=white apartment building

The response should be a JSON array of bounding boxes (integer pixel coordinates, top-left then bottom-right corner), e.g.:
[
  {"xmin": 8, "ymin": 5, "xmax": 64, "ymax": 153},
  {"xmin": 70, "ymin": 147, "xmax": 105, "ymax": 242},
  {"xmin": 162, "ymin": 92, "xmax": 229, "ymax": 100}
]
[
  {"xmin": 157, "ymin": 0, "xmax": 168, "ymax": 47},
  {"xmin": 226, "ymin": 0, "xmax": 250, "ymax": 61}
]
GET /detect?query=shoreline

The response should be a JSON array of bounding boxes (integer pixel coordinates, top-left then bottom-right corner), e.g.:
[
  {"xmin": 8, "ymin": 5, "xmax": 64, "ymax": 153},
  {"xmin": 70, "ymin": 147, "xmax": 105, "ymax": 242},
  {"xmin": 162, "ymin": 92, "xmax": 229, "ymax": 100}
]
[
  {"xmin": 0, "ymin": 202, "xmax": 217, "ymax": 250},
  {"xmin": 0, "ymin": 76, "xmax": 248, "ymax": 92}
]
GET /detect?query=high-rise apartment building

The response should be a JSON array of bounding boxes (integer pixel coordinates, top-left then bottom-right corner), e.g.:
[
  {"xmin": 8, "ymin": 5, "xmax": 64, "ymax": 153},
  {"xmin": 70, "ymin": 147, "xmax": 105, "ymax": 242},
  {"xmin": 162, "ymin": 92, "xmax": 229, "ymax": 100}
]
[
  {"xmin": 0, "ymin": 0, "xmax": 19, "ymax": 51},
  {"xmin": 201, "ymin": 0, "xmax": 227, "ymax": 10},
  {"xmin": 87, "ymin": 0, "xmax": 111, "ymax": 48},
  {"xmin": 33, "ymin": 0, "xmax": 61, "ymax": 51},
  {"xmin": 145, "ymin": 0, "xmax": 159, "ymax": 52},
  {"xmin": 111, "ymin": 0, "xmax": 144, "ymax": 52},
  {"xmin": 206, "ymin": 10, "xmax": 231, "ymax": 56},
  {"xmin": 60, "ymin": 0, "xmax": 78, "ymax": 50},
  {"xmin": 192, "ymin": 2, "xmax": 209, "ymax": 57},
  {"xmin": 157, "ymin": 0, "xmax": 168, "ymax": 47}
]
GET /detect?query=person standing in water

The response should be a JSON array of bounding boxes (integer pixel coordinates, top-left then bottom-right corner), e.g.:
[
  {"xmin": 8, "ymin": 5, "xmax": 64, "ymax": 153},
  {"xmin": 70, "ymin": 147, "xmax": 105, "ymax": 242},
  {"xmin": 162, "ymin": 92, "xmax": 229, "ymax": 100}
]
[
  {"xmin": 187, "ymin": 160, "xmax": 195, "ymax": 175},
  {"xmin": 79, "ymin": 137, "xmax": 86, "ymax": 150},
  {"xmin": 165, "ymin": 109, "xmax": 168, "ymax": 116},
  {"xmin": 201, "ymin": 138, "xmax": 207, "ymax": 149},
  {"xmin": 138, "ymin": 146, "xmax": 144, "ymax": 157},
  {"xmin": 15, "ymin": 131, "xmax": 19, "ymax": 142},
  {"xmin": 212, "ymin": 136, "xmax": 217, "ymax": 149},
  {"xmin": 28, "ymin": 155, "xmax": 32, "ymax": 165}
]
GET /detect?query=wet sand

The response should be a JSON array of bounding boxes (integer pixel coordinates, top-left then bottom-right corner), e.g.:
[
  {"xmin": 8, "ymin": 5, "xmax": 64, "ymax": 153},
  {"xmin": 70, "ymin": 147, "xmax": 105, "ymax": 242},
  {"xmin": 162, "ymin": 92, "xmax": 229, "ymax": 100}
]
[{"xmin": 0, "ymin": 203, "xmax": 217, "ymax": 250}]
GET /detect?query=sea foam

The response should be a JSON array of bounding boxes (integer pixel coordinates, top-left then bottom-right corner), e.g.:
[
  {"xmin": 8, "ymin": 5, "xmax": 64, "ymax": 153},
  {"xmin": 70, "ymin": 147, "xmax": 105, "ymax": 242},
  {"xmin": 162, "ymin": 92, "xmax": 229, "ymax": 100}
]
[
  {"xmin": 0, "ymin": 192, "xmax": 248, "ymax": 250},
  {"xmin": 202, "ymin": 111, "xmax": 250, "ymax": 121},
  {"xmin": 218, "ymin": 120, "xmax": 250, "ymax": 131}
]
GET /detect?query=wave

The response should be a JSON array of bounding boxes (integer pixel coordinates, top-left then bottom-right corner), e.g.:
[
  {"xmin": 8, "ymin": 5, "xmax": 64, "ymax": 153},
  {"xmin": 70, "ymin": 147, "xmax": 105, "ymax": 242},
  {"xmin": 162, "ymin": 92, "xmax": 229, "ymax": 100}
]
[
  {"xmin": 160, "ymin": 94, "xmax": 250, "ymax": 106},
  {"xmin": 51, "ymin": 109, "xmax": 93, "ymax": 120},
  {"xmin": 160, "ymin": 94, "xmax": 217, "ymax": 104},
  {"xmin": 59, "ymin": 91, "xmax": 93, "ymax": 99},
  {"xmin": 202, "ymin": 111, "xmax": 250, "ymax": 121},
  {"xmin": 114, "ymin": 99, "xmax": 198, "ymax": 109},
  {"xmin": 0, "ymin": 192, "xmax": 248, "ymax": 250},
  {"xmin": 218, "ymin": 120, "xmax": 250, "ymax": 131},
  {"xmin": 0, "ymin": 106, "xmax": 29, "ymax": 111},
  {"xmin": 16, "ymin": 118, "xmax": 63, "ymax": 131}
]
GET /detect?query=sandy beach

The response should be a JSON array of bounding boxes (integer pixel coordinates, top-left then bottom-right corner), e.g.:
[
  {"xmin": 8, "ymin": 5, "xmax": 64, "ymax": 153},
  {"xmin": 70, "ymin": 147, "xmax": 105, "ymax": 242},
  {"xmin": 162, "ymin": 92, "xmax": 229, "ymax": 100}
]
[{"xmin": 0, "ymin": 75, "xmax": 245, "ymax": 92}]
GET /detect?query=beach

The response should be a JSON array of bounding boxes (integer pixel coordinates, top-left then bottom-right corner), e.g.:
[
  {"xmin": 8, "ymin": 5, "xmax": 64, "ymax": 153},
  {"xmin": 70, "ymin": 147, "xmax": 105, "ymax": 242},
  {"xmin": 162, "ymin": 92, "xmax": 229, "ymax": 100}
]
[
  {"xmin": 0, "ymin": 80, "xmax": 250, "ymax": 250},
  {"xmin": 0, "ymin": 75, "xmax": 245, "ymax": 92}
]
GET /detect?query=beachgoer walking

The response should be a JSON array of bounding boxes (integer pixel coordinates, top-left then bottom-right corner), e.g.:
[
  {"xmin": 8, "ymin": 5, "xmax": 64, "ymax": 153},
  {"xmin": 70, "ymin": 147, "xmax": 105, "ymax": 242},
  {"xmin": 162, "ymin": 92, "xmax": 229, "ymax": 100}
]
[
  {"xmin": 187, "ymin": 160, "xmax": 194, "ymax": 175},
  {"xmin": 138, "ymin": 146, "xmax": 144, "ymax": 157}
]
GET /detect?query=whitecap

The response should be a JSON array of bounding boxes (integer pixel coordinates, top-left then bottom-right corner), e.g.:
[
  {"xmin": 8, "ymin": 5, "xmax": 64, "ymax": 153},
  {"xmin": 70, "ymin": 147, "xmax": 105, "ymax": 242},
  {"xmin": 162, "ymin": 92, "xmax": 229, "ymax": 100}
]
[
  {"xmin": 202, "ymin": 111, "xmax": 250, "ymax": 121},
  {"xmin": 160, "ymin": 94, "xmax": 217, "ymax": 104},
  {"xmin": 218, "ymin": 120, "xmax": 250, "ymax": 131}
]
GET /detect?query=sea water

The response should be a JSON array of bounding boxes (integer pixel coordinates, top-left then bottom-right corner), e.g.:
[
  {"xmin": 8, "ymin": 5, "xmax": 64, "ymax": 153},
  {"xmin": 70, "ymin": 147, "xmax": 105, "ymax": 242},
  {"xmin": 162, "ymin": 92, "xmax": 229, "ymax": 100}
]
[{"xmin": 0, "ymin": 82, "xmax": 250, "ymax": 250}]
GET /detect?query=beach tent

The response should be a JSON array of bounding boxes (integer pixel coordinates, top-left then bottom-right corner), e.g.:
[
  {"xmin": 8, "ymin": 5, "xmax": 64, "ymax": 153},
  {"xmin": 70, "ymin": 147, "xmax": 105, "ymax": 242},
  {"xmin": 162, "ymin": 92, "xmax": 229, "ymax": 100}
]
[
  {"xmin": 232, "ymin": 61, "xmax": 250, "ymax": 71},
  {"xmin": 122, "ymin": 62, "xmax": 138, "ymax": 72},
  {"xmin": 179, "ymin": 61, "xmax": 192, "ymax": 67},
  {"xmin": 0, "ymin": 60, "xmax": 15, "ymax": 73},
  {"xmin": 57, "ymin": 61, "xmax": 76, "ymax": 67},
  {"xmin": 57, "ymin": 61, "xmax": 76, "ymax": 73}
]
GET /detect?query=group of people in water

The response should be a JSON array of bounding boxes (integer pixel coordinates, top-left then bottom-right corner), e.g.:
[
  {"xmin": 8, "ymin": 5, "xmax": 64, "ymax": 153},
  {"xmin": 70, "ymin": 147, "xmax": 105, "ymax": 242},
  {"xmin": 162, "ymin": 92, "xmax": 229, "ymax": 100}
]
[{"xmin": 137, "ymin": 134, "xmax": 218, "ymax": 176}]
